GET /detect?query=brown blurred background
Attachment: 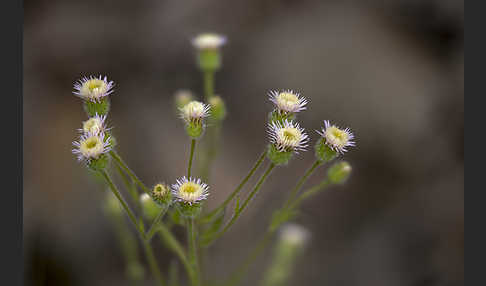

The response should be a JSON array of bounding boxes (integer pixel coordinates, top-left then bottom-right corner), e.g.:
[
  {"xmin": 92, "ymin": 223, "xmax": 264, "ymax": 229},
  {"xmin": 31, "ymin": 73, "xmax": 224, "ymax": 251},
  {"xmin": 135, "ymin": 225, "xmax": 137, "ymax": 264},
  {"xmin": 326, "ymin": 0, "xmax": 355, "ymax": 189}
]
[{"xmin": 23, "ymin": 0, "xmax": 463, "ymax": 285}]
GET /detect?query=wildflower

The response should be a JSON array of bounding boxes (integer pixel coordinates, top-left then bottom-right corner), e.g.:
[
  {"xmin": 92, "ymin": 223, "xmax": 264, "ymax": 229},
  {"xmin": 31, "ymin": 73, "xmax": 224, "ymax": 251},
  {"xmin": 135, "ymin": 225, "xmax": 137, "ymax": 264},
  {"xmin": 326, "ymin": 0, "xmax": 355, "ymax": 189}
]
[
  {"xmin": 180, "ymin": 101, "xmax": 210, "ymax": 138},
  {"xmin": 192, "ymin": 33, "xmax": 227, "ymax": 50},
  {"xmin": 171, "ymin": 177, "xmax": 209, "ymax": 205},
  {"xmin": 267, "ymin": 120, "xmax": 309, "ymax": 165},
  {"xmin": 79, "ymin": 114, "xmax": 108, "ymax": 135},
  {"xmin": 315, "ymin": 120, "xmax": 355, "ymax": 159},
  {"xmin": 269, "ymin": 90, "xmax": 307, "ymax": 114},
  {"xmin": 151, "ymin": 183, "xmax": 172, "ymax": 206},
  {"xmin": 268, "ymin": 120, "xmax": 309, "ymax": 153},
  {"xmin": 192, "ymin": 33, "xmax": 226, "ymax": 71},
  {"xmin": 72, "ymin": 132, "xmax": 111, "ymax": 170},
  {"xmin": 73, "ymin": 75, "xmax": 114, "ymax": 102}
]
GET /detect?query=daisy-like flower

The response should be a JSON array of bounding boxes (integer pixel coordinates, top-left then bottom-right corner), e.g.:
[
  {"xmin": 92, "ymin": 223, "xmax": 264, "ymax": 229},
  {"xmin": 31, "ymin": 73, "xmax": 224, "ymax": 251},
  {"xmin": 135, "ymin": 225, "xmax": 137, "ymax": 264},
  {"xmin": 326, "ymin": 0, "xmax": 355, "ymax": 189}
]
[
  {"xmin": 180, "ymin": 101, "xmax": 211, "ymax": 124},
  {"xmin": 171, "ymin": 177, "xmax": 209, "ymax": 205},
  {"xmin": 72, "ymin": 131, "xmax": 111, "ymax": 162},
  {"xmin": 192, "ymin": 33, "xmax": 227, "ymax": 50},
  {"xmin": 269, "ymin": 90, "xmax": 307, "ymax": 114},
  {"xmin": 78, "ymin": 114, "xmax": 108, "ymax": 135},
  {"xmin": 151, "ymin": 183, "xmax": 172, "ymax": 205},
  {"xmin": 316, "ymin": 120, "xmax": 355, "ymax": 154},
  {"xmin": 268, "ymin": 120, "xmax": 309, "ymax": 153},
  {"xmin": 73, "ymin": 75, "xmax": 115, "ymax": 102}
]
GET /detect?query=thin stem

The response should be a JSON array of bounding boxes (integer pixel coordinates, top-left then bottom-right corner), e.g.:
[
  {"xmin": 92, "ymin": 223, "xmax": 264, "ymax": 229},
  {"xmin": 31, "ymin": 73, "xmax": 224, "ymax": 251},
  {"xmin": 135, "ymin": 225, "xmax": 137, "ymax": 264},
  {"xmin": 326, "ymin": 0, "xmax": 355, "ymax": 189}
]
[
  {"xmin": 289, "ymin": 179, "xmax": 331, "ymax": 210},
  {"xmin": 143, "ymin": 239, "xmax": 166, "ymax": 286},
  {"xmin": 100, "ymin": 170, "xmax": 142, "ymax": 234},
  {"xmin": 200, "ymin": 120, "xmax": 221, "ymax": 182},
  {"xmin": 208, "ymin": 163, "xmax": 275, "ymax": 244},
  {"xmin": 188, "ymin": 139, "xmax": 196, "ymax": 178},
  {"xmin": 203, "ymin": 70, "xmax": 214, "ymax": 101},
  {"xmin": 201, "ymin": 150, "xmax": 267, "ymax": 223},
  {"xmin": 187, "ymin": 218, "xmax": 201, "ymax": 286},
  {"xmin": 110, "ymin": 150, "xmax": 150, "ymax": 195},
  {"xmin": 114, "ymin": 162, "xmax": 141, "ymax": 209},
  {"xmin": 146, "ymin": 206, "xmax": 169, "ymax": 241},
  {"xmin": 283, "ymin": 160, "xmax": 321, "ymax": 209},
  {"xmin": 157, "ymin": 224, "xmax": 197, "ymax": 286}
]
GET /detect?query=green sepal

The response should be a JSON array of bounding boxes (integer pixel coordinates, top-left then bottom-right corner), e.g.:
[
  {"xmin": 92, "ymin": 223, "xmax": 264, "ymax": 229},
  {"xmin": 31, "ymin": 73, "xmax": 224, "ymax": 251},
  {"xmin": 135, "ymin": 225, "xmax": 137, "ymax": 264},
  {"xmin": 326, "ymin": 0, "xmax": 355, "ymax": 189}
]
[
  {"xmin": 87, "ymin": 153, "xmax": 109, "ymax": 171},
  {"xmin": 267, "ymin": 144, "xmax": 293, "ymax": 166},
  {"xmin": 314, "ymin": 138, "xmax": 338, "ymax": 163},
  {"xmin": 176, "ymin": 202, "xmax": 202, "ymax": 219},
  {"xmin": 83, "ymin": 97, "xmax": 110, "ymax": 117},
  {"xmin": 185, "ymin": 121, "xmax": 204, "ymax": 139},
  {"xmin": 268, "ymin": 110, "xmax": 295, "ymax": 125},
  {"xmin": 197, "ymin": 49, "xmax": 221, "ymax": 71}
]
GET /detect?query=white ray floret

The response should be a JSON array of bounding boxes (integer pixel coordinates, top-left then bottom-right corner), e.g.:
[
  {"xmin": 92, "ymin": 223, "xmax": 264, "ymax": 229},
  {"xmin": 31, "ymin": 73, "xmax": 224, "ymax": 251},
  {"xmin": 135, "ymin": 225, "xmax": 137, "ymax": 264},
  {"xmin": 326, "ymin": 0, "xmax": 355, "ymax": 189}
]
[
  {"xmin": 73, "ymin": 75, "xmax": 115, "ymax": 102},
  {"xmin": 192, "ymin": 33, "xmax": 227, "ymax": 50},
  {"xmin": 268, "ymin": 120, "xmax": 309, "ymax": 153},
  {"xmin": 171, "ymin": 177, "xmax": 209, "ymax": 205},
  {"xmin": 316, "ymin": 120, "xmax": 355, "ymax": 154},
  {"xmin": 180, "ymin": 101, "xmax": 211, "ymax": 124},
  {"xmin": 72, "ymin": 132, "xmax": 111, "ymax": 162},
  {"xmin": 79, "ymin": 114, "xmax": 109, "ymax": 135},
  {"xmin": 268, "ymin": 90, "xmax": 308, "ymax": 114}
]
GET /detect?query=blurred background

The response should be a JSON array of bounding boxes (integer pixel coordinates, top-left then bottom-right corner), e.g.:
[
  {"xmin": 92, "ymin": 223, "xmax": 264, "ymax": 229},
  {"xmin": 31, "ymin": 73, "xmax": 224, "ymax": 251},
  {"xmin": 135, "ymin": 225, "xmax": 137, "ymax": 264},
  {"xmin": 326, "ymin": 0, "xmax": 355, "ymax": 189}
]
[{"xmin": 23, "ymin": 0, "xmax": 463, "ymax": 285}]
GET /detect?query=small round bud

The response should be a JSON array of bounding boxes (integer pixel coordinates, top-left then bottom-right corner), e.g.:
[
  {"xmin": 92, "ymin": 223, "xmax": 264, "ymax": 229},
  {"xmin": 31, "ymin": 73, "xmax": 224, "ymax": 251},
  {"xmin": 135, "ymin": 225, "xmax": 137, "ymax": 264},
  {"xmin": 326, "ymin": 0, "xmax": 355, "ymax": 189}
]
[
  {"xmin": 174, "ymin": 90, "xmax": 195, "ymax": 110},
  {"xmin": 140, "ymin": 193, "xmax": 161, "ymax": 220},
  {"xmin": 104, "ymin": 192, "xmax": 122, "ymax": 217},
  {"xmin": 151, "ymin": 183, "xmax": 172, "ymax": 206},
  {"xmin": 327, "ymin": 161, "xmax": 352, "ymax": 184},
  {"xmin": 209, "ymin": 96, "xmax": 226, "ymax": 121},
  {"xmin": 314, "ymin": 138, "xmax": 338, "ymax": 163}
]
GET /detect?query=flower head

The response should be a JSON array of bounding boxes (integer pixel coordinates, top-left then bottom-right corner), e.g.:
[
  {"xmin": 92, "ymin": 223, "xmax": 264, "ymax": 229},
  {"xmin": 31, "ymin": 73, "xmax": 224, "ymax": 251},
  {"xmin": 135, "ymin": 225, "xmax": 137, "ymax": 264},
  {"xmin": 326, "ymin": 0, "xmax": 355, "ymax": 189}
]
[
  {"xmin": 72, "ymin": 132, "xmax": 111, "ymax": 162},
  {"xmin": 151, "ymin": 183, "xmax": 172, "ymax": 205},
  {"xmin": 73, "ymin": 75, "xmax": 115, "ymax": 102},
  {"xmin": 79, "ymin": 114, "xmax": 108, "ymax": 135},
  {"xmin": 171, "ymin": 177, "xmax": 209, "ymax": 205},
  {"xmin": 316, "ymin": 120, "xmax": 355, "ymax": 154},
  {"xmin": 180, "ymin": 101, "xmax": 211, "ymax": 124},
  {"xmin": 192, "ymin": 33, "xmax": 227, "ymax": 50},
  {"xmin": 280, "ymin": 223, "xmax": 310, "ymax": 247},
  {"xmin": 269, "ymin": 90, "xmax": 307, "ymax": 114},
  {"xmin": 268, "ymin": 120, "xmax": 309, "ymax": 153}
]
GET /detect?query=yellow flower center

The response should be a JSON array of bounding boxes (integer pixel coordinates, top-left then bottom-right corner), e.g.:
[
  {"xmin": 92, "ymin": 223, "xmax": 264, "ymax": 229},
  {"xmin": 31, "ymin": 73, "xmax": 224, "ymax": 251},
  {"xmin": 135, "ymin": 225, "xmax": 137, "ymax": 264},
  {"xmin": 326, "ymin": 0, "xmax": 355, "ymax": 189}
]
[
  {"xmin": 325, "ymin": 126, "xmax": 349, "ymax": 147},
  {"xmin": 180, "ymin": 182, "xmax": 198, "ymax": 194},
  {"xmin": 83, "ymin": 118, "xmax": 102, "ymax": 134},
  {"xmin": 278, "ymin": 127, "xmax": 302, "ymax": 148},
  {"xmin": 153, "ymin": 184, "xmax": 168, "ymax": 197},
  {"xmin": 80, "ymin": 136, "xmax": 104, "ymax": 158},
  {"xmin": 178, "ymin": 181, "xmax": 204, "ymax": 203},
  {"xmin": 278, "ymin": 92, "xmax": 299, "ymax": 105},
  {"xmin": 81, "ymin": 79, "xmax": 108, "ymax": 99}
]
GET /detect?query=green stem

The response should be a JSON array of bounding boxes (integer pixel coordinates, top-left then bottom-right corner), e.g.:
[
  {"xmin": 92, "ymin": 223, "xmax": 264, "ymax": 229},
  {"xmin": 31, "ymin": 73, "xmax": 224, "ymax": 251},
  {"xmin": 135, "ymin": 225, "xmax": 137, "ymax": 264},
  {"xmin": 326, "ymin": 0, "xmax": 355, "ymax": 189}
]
[
  {"xmin": 200, "ymin": 120, "xmax": 221, "ymax": 182},
  {"xmin": 188, "ymin": 139, "xmax": 196, "ymax": 178},
  {"xmin": 157, "ymin": 224, "xmax": 197, "ymax": 286},
  {"xmin": 289, "ymin": 179, "xmax": 331, "ymax": 210},
  {"xmin": 143, "ymin": 239, "xmax": 166, "ymax": 286},
  {"xmin": 114, "ymin": 162, "xmax": 141, "ymax": 209},
  {"xmin": 209, "ymin": 163, "xmax": 275, "ymax": 244},
  {"xmin": 187, "ymin": 218, "xmax": 201, "ymax": 286},
  {"xmin": 100, "ymin": 170, "xmax": 142, "ymax": 234},
  {"xmin": 283, "ymin": 160, "xmax": 321, "ymax": 209},
  {"xmin": 110, "ymin": 150, "xmax": 151, "ymax": 195},
  {"xmin": 146, "ymin": 206, "xmax": 169, "ymax": 241},
  {"xmin": 201, "ymin": 150, "xmax": 267, "ymax": 224},
  {"xmin": 203, "ymin": 71, "xmax": 214, "ymax": 101}
]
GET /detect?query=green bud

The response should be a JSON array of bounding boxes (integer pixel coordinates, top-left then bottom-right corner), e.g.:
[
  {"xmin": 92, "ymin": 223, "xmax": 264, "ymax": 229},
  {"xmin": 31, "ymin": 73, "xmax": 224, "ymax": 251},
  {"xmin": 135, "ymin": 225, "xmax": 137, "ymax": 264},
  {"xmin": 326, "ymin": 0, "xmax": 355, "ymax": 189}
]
[
  {"xmin": 83, "ymin": 97, "xmax": 110, "ymax": 117},
  {"xmin": 104, "ymin": 192, "xmax": 122, "ymax": 217},
  {"xmin": 209, "ymin": 96, "xmax": 226, "ymax": 121},
  {"xmin": 327, "ymin": 161, "xmax": 352, "ymax": 184},
  {"xmin": 268, "ymin": 110, "xmax": 295, "ymax": 125},
  {"xmin": 87, "ymin": 153, "xmax": 109, "ymax": 171},
  {"xmin": 176, "ymin": 202, "xmax": 202, "ymax": 219},
  {"xmin": 140, "ymin": 193, "xmax": 161, "ymax": 220},
  {"xmin": 267, "ymin": 144, "xmax": 293, "ymax": 166},
  {"xmin": 126, "ymin": 262, "xmax": 145, "ymax": 281},
  {"xmin": 314, "ymin": 138, "xmax": 338, "ymax": 163},
  {"xmin": 151, "ymin": 183, "xmax": 172, "ymax": 207},
  {"xmin": 174, "ymin": 90, "xmax": 194, "ymax": 110},
  {"xmin": 197, "ymin": 49, "xmax": 221, "ymax": 71},
  {"xmin": 185, "ymin": 121, "xmax": 204, "ymax": 139}
]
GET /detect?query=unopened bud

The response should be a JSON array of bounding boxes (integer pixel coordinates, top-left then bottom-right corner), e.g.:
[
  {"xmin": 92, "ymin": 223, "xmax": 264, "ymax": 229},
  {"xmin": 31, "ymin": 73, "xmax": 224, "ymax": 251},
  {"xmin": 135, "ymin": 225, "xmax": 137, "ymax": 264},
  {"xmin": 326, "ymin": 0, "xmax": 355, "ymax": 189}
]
[{"xmin": 327, "ymin": 161, "xmax": 352, "ymax": 184}]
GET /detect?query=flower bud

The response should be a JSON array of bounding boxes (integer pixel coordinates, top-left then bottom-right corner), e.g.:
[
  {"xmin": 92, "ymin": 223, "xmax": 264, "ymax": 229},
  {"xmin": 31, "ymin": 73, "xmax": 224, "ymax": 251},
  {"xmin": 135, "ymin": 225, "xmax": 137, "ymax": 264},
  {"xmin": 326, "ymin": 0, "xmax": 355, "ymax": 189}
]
[
  {"xmin": 192, "ymin": 33, "xmax": 226, "ymax": 71},
  {"xmin": 140, "ymin": 193, "xmax": 161, "ymax": 220},
  {"xmin": 327, "ymin": 161, "xmax": 352, "ymax": 184},
  {"xmin": 174, "ymin": 90, "xmax": 195, "ymax": 110},
  {"xmin": 209, "ymin": 95, "xmax": 226, "ymax": 121},
  {"xmin": 151, "ymin": 183, "xmax": 172, "ymax": 207},
  {"xmin": 104, "ymin": 192, "xmax": 122, "ymax": 217}
]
